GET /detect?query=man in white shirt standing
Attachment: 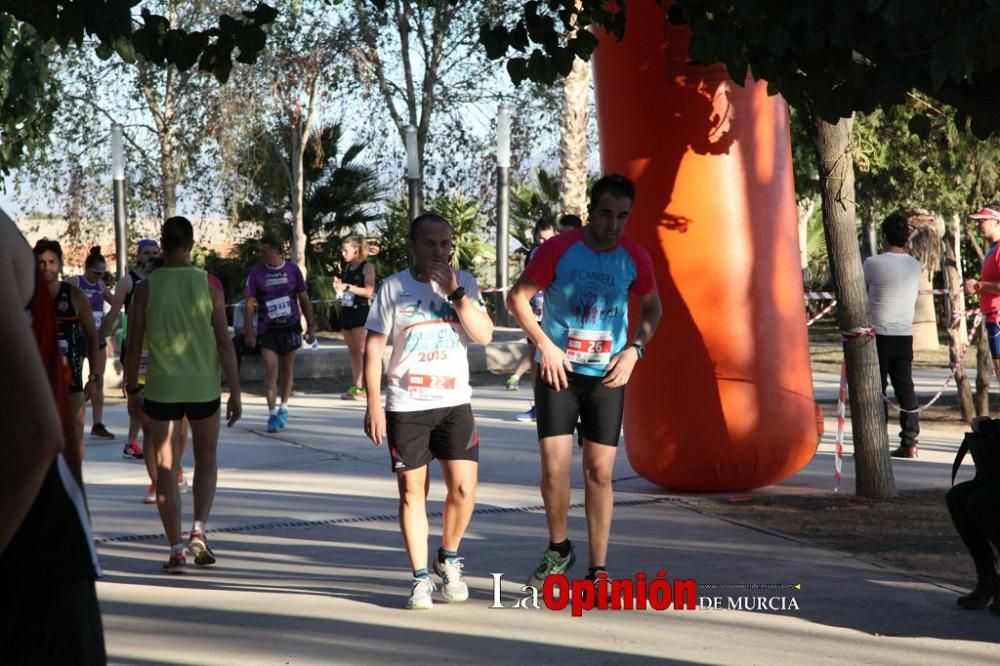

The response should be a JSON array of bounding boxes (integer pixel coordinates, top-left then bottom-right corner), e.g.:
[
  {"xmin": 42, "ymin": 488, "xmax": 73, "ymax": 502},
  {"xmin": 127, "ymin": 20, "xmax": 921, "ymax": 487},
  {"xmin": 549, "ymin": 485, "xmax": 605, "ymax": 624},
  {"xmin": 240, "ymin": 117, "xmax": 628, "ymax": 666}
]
[
  {"xmin": 363, "ymin": 213, "xmax": 494, "ymax": 610},
  {"xmin": 863, "ymin": 212, "xmax": 922, "ymax": 458}
]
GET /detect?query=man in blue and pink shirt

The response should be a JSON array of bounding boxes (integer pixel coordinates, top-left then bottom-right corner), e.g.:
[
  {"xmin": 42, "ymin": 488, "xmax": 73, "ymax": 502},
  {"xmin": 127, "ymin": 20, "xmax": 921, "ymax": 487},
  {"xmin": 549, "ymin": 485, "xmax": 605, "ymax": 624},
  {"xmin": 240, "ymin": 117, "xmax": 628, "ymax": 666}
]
[
  {"xmin": 244, "ymin": 235, "xmax": 316, "ymax": 433},
  {"xmin": 507, "ymin": 174, "xmax": 662, "ymax": 590}
]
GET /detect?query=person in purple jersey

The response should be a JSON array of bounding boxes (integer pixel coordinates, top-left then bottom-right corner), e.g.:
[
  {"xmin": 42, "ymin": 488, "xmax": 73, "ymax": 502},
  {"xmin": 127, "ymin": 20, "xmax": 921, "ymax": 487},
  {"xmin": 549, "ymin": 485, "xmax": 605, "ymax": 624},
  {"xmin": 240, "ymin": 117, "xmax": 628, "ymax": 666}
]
[
  {"xmin": 508, "ymin": 174, "xmax": 662, "ymax": 590},
  {"xmin": 75, "ymin": 246, "xmax": 115, "ymax": 440},
  {"xmin": 244, "ymin": 234, "xmax": 317, "ymax": 433}
]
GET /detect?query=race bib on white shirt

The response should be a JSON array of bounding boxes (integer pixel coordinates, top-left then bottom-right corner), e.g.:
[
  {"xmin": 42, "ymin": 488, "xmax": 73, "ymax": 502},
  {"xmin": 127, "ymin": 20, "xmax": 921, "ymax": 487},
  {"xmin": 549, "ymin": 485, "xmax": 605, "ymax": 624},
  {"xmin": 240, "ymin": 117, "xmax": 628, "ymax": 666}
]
[
  {"xmin": 565, "ymin": 328, "xmax": 613, "ymax": 365},
  {"xmin": 341, "ymin": 290, "xmax": 355, "ymax": 307},
  {"xmin": 92, "ymin": 311, "xmax": 104, "ymax": 327},
  {"xmin": 406, "ymin": 373, "xmax": 456, "ymax": 401},
  {"xmin": 265, "ymin": 295, "xmax": 292, "ymax": 320}
]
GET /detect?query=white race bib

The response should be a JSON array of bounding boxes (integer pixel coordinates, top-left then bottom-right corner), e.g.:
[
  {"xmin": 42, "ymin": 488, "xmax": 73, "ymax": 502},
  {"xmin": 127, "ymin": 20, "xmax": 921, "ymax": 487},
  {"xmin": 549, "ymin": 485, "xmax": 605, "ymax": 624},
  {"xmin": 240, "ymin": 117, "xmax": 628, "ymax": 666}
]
[
  {"xmin": 565, "ymin": 328, "xmax": 613, "ymax": 365},
  {"xmin": 341, "ymin": 290, "xmax": 355, "ymax": 307},
  {"xmin": 265, "ymin": 296, "xmax": 293, "ymax": 320},
  {"xmin": 93, "ymin": 311, "xmax": 104, "ymax": 327},
  {"xmin": 407, "ymin": 373, "xmax": 456, "ymax": 401},
  {"xmin": 58, "ymin": 338, "xmax": 69, "ymax": 359}
]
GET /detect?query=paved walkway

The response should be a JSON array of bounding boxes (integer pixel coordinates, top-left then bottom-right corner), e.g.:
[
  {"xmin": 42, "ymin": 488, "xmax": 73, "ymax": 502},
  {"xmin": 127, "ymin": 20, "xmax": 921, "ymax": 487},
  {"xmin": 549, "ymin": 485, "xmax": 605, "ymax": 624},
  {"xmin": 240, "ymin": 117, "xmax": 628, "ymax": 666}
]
[{"xmin": 82, "ymin": 378, "xmax": 1000, "ymax": 665}]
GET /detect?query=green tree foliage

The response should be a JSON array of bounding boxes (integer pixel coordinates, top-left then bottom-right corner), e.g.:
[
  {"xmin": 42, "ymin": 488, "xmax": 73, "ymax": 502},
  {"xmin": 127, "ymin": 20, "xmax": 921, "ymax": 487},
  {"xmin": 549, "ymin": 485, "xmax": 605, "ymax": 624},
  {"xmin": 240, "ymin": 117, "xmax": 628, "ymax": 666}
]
[
  {"xmin": 0, "ymin": 1, "xmax": 276, "ymax": 178},
  {"xmin": 510, "ymin": 167, "xmax": 560, "ymax": 248},
  {"xmin": 234, "ymin": 122, "xmax": 381, "ymax": 277}
]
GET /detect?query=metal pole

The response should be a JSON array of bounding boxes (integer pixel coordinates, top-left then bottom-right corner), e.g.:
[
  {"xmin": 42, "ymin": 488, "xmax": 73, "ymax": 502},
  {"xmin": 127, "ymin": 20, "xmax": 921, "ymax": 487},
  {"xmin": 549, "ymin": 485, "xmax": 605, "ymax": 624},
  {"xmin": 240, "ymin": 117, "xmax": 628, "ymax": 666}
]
[
  {"xmin": 405, "ymin": 125, "xmax": 422, "ymax": 221},
  {"xmin": 495, "ymin": 104, "xmax": 512, "ymax": 327},
  {"xmin": 495, "ymin": 165, "xmax": 510, "ymax": 326},
  {"xmin": 407, "ymin": 177, "xmax": 422, "ymax": 221},
  {"xmin": 111, "ymin": 124, "xmax": 127, "ymax": 280}
]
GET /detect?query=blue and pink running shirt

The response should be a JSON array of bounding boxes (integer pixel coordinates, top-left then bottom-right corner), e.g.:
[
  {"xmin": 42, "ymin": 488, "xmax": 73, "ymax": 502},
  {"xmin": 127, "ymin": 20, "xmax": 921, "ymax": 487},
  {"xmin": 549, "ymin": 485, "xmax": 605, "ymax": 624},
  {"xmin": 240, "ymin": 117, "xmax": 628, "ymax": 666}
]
[{"xmin": 525, "ymin": 228, "xmax": 657, "ymax": 377}]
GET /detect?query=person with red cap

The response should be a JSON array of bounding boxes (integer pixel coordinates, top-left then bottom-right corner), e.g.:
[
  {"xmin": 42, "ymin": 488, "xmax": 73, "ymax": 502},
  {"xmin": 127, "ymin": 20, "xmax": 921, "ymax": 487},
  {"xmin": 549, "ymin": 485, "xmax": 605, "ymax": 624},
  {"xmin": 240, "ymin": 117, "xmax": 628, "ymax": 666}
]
[{"xmin": 966, "ymin": 205, "xmax": 1000, "ymax": 383}]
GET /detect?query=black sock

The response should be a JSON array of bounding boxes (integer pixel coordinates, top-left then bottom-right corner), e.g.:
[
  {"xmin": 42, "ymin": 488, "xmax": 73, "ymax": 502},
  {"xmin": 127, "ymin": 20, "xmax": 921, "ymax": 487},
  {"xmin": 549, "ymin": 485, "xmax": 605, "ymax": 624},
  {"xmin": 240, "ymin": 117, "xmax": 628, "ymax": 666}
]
[
  {"xmin": 437, "ymin": 547, "xmax": 458, "ymax": 563},
  {"xmin": 548, "ymin": 539, "xmax": 571, "ymax": 558},
  {"xmin": 587, "ymin": 566, "xmax": 607, "ymax": 580},
  {"xmin": 413, "ymin": 567, "xmax": 430, "ymax": 580}
]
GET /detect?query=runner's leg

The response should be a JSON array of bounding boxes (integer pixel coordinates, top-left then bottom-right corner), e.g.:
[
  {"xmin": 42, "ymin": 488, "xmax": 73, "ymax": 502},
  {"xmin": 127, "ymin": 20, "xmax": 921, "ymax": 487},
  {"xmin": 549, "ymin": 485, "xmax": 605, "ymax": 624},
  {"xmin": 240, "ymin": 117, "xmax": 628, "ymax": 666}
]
[
  {"xmin": 398, "ymin": 466, "xmax": 431, "ymax": 572},
  {"xmin": 151, "ymin": 418, "xmax": 182, "ymax": 545},
  {"xmin": 582, "ymin": 441, "xmax": 617, "ymax": 568},
  {"xmin": 438, "ymin": 459, "xmax": 477, "ymax": 552},
  {"xmin": 539, "ymin": 435, "xmax": 574, "ymax": 543},
  {"xmin": 91, "ymin": 346, "xmax": 106, "ymax": 425},
  {"xmin": 261, "ymin": 348, "xmax": 278, "ymax": 412},
  {"xmin": 65, "ymin": 393, "xmax": 86, "ymax": 487},
  {"xmin": 278, "ymin": 350, "xmax": 296, "ymax": 405},
  {"xmin": 346, "ymin": 328, "xmax": 365, "ymax": 388},
  {"xmin": 188, "ymin": 412, "xmax": 220, "ymax": 525}
]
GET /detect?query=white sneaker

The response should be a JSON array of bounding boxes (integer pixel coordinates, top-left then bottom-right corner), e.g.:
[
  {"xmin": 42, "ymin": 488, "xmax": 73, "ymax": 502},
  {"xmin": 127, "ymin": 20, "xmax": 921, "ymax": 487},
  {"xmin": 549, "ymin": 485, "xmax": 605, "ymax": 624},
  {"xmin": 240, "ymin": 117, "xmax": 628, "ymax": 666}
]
[
  {"xmin": 433, "ymin": 557, "xmax": 469, "ymax": 603},
  {"xmin": 406, "ymin": 577, "xmax": 436, "ymax": 610}
]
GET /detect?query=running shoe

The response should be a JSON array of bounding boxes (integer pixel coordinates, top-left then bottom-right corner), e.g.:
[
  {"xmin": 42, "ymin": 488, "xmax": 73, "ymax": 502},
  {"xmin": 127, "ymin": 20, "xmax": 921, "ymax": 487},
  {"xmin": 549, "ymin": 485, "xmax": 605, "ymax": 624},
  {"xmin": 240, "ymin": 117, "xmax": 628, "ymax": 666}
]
[
  {"xmin": 516, "ymin": 405, "xmax": 537, "ymax": 422},
  {"xmin": 406, "ymin": 577, "xmax": 436, "ymax": 610},
  {"xmin": 189, "ymin": 530, "xmax": 216, "ymax": 566},
  {"xmin": 143, "ymin": 483, "xmax": 156, "ymax": 504},
  {"xmin": 340, "ymin": 387, "xmax": 356, "ymax": 400},
  {"xmin": 122, "ymin": 439, "xmax": 144, "ymax": 459},
  {"xmin": 163, "ymin": 551, "xmax": 186, "ymax": 574},
  {"xmin": 90, "ymin": 423, "xmax": 115, "ymax": 439},
  {"xmin": 526, "ymin": 543, "xmax": 576, "ymax": 589},
  {"xmin": 177, "ymin": 468, "xmax": 189, "ymax": 494},
  {"xmin": 433, "ymin": 557, "xmax": 469, "ymax": 603},
  {"xmin": 350, "ymin": 386, "xmax": 367, "ymax": 401},
  {"xmin": 277, "ymin": 407, "xmax": 288, "ymax": 428},
  {"xmin": 267, "ymin": 414, "xmax": 281, "ymax": 433},
  {"xmin": 505, "ymin": 374, "xmax": 520, "ymax": 391}
]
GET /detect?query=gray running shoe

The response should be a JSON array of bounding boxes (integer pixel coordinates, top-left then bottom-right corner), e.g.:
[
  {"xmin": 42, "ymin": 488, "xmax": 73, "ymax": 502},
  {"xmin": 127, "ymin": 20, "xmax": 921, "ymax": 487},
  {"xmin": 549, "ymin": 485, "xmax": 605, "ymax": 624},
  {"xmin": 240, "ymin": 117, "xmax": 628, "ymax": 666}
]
[
  {"xmin": 433, "ymin": 557, "xmax": 469, "ymax": 603},
  {"xmin": 526, "ymin": 543, "xmax": 576, "ymax": 589},
  {"xmin": 406, "ymin": 577, "xmax": 436, "ymax": 610}
]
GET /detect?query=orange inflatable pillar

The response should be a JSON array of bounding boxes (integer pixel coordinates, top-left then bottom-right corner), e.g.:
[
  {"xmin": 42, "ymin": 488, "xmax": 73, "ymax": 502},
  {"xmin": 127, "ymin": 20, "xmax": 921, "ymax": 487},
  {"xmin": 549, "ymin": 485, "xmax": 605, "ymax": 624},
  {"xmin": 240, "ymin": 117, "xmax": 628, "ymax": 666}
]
[{"xmin": 591, "ymin": 6, "xmax": 817, "ymax": 491}]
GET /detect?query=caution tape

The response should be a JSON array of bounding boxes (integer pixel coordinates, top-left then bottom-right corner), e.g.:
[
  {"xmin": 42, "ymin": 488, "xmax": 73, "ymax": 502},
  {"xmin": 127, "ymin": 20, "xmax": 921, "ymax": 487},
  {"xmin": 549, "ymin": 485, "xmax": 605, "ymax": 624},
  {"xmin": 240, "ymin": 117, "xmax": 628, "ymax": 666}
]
[
  {"xmin": 805, "ymin": 288, "xmax": 950, "ymax": 300},
  {"xmin": 806, "ymin": 300, "xmax": 837, "ymax": 327}
]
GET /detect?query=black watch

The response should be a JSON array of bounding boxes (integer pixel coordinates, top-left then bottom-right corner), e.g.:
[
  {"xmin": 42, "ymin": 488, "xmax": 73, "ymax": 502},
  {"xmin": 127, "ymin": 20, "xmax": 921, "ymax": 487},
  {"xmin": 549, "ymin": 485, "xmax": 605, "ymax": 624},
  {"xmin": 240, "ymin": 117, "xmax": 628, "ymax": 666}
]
[
  {"xmin": 448, "ymin": 286, "xmax": 466, "ymax": 303},
  {"xmin": 125, "ymin": 384, "xmax": 143, "ymax": 395},
  {"xmin": 630, "ymin": 342, "xmax": 645, "ymax": 359}
]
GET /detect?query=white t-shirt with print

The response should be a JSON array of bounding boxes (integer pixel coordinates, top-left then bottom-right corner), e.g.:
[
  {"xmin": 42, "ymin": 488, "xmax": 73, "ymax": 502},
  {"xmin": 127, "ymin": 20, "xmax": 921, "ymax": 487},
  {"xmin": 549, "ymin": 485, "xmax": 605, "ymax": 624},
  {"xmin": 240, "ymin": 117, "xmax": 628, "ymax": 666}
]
[{"xmin": 365, "ymin": 269, "xmax": 484, "ymax": 412}]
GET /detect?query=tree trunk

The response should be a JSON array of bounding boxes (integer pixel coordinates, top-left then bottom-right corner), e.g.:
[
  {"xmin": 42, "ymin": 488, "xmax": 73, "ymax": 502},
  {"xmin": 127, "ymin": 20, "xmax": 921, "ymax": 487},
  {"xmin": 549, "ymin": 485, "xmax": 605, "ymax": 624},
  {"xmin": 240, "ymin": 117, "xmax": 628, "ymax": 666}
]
[
  {"xmin": 944, "ymin": 214, "xmax": 975, "ymax": 422},
  {"xmin": 808, "ymin": 115, "xmax": 896, "ymax": 499},
  {"xmin": 289, "ymin": 127, "xmax": 307, "ymax": 279},
  {"xmin": 559, "ymin": 54, "xmax": 590, "ymax": 220},
  {"xmin": 911, "ymin": 273, "xmax": 939, "ymax": 350}
]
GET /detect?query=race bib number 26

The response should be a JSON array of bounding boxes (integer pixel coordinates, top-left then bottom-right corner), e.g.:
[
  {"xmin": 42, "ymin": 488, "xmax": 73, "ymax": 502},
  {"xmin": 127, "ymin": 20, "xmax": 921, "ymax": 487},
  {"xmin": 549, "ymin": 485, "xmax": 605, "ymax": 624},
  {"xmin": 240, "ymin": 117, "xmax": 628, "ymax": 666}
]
[{"xmin": 565, "ymin": 328, "xmax": 613, "ymax": 365}]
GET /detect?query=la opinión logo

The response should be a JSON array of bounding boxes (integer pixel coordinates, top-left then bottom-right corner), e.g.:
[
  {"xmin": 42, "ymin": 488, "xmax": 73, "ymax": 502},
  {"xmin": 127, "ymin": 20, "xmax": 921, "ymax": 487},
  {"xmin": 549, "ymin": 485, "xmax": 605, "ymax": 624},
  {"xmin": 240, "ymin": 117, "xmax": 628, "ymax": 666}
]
[{"xmin": 490, "ymin": 570, "xmax": 698, "ymax": 617}]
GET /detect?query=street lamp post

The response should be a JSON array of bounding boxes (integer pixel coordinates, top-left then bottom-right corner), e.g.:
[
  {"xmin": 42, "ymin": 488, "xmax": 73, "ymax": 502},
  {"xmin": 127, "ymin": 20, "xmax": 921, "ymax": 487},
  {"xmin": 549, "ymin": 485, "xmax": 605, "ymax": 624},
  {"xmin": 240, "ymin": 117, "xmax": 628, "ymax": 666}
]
[
  {"xmin": 111, "ymin": 124, "xmax": 128, "ymax": 280},
  {"xmin": 495, "ymin": 103, "xmax": 512, "ymax": 327},
  {"xmin": 405, "ymin": 125, "xmax": 422, "ymax": 221}
]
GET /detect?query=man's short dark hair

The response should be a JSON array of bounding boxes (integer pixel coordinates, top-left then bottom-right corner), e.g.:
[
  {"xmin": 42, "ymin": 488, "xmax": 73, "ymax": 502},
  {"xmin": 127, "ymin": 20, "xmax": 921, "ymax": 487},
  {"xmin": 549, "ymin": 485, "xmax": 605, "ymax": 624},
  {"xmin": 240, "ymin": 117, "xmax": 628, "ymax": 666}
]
[
  {"xmin": 558, "ymin": 214, "xmax": 583, "ymax": 229},
  {"xmin": 409, "ymin": 213, "xmax": 450, "ymax": 241},
  {"xmin": 881, "ymin": 212, "xmax": 910, "ymax": 248},
  {"xmin": 588, "ymin": 174, "xmax": 635, "ymax": 211},
  {"xmin": 559, "ymin": 213, "xmax": 583, "ymax": 229},
  {"xmin": 534, "ymin": 219, "xmax": 555, "ymax": 235},
  {"xmin": 162, "ymin": 216, "xmax": 195, "ymax": 252},
  {"xmin": 259, "ymin": 233, "xmax": 283, "ymax": 250}
]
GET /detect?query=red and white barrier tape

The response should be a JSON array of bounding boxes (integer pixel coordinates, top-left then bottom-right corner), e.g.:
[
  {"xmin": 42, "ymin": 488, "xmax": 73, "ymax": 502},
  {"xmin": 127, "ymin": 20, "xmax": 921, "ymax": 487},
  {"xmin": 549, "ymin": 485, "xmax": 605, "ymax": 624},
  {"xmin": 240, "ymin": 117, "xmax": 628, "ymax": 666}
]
[
  {"xmin": 835, "ymin": 362, "xmax": 847, "ymax": 492},
  {"xmin": 805, "ymin": 288, "xmax": 950, "ymax": 300},
  {"xmin": 841, "ymin": 325, "xmax": 876, "ymax": 341},
  {"xmin": 883, "ymin": 312, "xmax": 983, "ymax": 414},
  {"xmin": 806, "ymin": 300, "xmax": 837, "ymax": 327}
]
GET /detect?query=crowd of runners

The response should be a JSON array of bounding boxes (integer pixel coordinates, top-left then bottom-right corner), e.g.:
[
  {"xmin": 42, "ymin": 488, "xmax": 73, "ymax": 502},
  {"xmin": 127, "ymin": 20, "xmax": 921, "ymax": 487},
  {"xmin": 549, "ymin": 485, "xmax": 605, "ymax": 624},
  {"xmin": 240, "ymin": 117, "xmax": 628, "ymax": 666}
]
[{"xmin": 3, "ymin": 173, "xmax": 668, "ymax": 664}]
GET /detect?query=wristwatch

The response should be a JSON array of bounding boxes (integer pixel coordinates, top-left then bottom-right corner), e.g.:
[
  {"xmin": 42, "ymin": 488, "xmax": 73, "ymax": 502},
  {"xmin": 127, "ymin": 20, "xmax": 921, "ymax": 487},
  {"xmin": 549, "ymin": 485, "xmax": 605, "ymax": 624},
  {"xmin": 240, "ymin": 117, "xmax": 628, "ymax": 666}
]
[
  {"xmin": 630, "ymin": 342, "xmax": 646, "ymax": 359},
  {"xmin": 448, "ymin": 286, "xmax": 466, "ymax": 303},
  {"xmin": 88, "ymin": 373, "xmax": 101, "ymax": 382},
  {"xmin": 125, "ymin": 384, "xmax": 143, "ymax": 395}
]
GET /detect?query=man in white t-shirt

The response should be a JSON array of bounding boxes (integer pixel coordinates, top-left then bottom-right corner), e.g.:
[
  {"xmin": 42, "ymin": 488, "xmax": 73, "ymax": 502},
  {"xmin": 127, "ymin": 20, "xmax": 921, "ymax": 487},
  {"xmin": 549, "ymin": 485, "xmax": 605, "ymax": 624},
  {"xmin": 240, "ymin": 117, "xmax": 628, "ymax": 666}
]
[
  {"xmin": 863, "ymin": 212, "xmax": 922, "ymax": 458},
  {"xmin": 363, "ymin": 213, "xmax": 494, "ymax": 610}
]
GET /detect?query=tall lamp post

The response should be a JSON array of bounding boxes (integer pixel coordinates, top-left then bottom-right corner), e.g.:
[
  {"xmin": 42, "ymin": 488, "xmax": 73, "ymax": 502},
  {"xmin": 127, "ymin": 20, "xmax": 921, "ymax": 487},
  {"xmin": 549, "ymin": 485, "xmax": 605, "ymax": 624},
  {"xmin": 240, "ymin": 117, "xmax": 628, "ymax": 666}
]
[
  {"xmin": 405, "ymin": 125, "xmax": 422, "ymax": 221},
  {"xmin": 111, "ymin": 124, "xmax": 128, "ymax": 280},
  {"xmin": 495, "ymin": 103, "xmax": 512, "ymax": 327}
]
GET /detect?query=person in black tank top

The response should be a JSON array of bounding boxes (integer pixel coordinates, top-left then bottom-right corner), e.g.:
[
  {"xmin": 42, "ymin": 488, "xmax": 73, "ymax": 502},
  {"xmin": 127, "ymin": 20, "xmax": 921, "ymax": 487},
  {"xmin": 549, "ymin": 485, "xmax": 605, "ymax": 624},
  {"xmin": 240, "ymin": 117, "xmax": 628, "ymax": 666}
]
[
  {"xmin": 2, "ymin": 221, "xmax": 106, "ymax": 665},
  {"xmin": 99, "ymin": 239, "xmax": 161, "ymax": 459},
  {"xmin": 34, "ymin": 240, "xmax": 101, "ymax": 489},
  {"xmin": 333, "ymin": 236, "xmax": 377, "ymax": 400}
]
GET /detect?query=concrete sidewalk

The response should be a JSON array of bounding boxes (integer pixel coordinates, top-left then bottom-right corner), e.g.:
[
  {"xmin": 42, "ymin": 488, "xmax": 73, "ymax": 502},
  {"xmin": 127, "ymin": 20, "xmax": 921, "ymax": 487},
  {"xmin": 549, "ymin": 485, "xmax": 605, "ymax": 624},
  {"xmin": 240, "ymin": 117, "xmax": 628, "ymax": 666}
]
[{"xmin": 82, "ymin": 380, "xmax": 1000, "ymax": 665}]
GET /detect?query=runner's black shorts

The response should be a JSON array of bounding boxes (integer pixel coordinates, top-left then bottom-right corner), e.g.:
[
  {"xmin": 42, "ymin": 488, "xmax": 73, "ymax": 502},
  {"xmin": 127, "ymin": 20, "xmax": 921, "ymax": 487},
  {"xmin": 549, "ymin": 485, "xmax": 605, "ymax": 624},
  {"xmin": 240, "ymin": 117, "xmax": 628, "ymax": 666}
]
[
  {"xmin": 143, "ymin": 397, "xmax": 221, "ymax": 422},
  {"xmin": 386, "ymin": 404, "xmax": 479, "ymax": 472},
  {"xmin": 258, "ymin": 324, "xmax": 302, "ymax": 356},
  {"xmin": 535, "ymin": 372, "xmax": 625, "ymax": 446},
  {"xmin": 341, "ymin": 305, "xmax": 370, "ymax": 330}
]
